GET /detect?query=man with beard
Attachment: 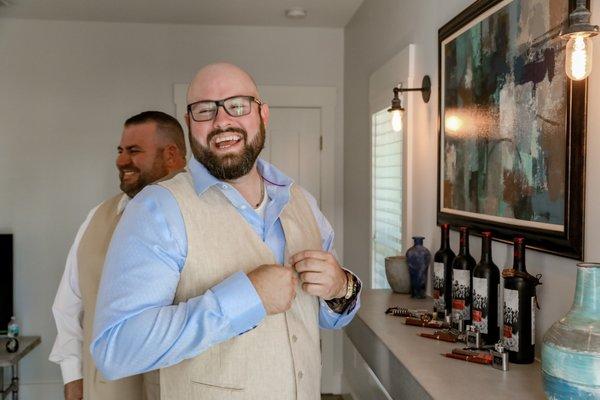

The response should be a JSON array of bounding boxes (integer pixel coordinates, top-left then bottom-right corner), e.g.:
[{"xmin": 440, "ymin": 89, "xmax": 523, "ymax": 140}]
[
  {"xmin": 50, "ymin": 111, "xmax": 186, "ymax": 400},
  {"xmin": 91, "ymin": 63, "xmax": 361, "ymax": 400}
]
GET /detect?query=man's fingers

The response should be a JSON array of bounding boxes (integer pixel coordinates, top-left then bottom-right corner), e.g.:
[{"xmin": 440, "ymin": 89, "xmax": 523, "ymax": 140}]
[
  {"xmin": 293, "ymin": 258, "xmax": 327, "ymax": 273},
  {"xmin": 290, "ymin": 250, "xmax": 330, "ymax": 265},
  {"xmin": 299, "ymin": 271, "xmax": 326, "ymax": 285},
  {"xmin": 302, "ymin": 282, "xmax": 325, "ymax": 297}
]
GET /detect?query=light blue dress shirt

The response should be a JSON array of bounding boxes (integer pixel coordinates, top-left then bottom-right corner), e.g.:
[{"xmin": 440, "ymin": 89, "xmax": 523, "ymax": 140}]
[{"xmin": 91, "ymin": 157, "xmax": 360, "ymax": 380}]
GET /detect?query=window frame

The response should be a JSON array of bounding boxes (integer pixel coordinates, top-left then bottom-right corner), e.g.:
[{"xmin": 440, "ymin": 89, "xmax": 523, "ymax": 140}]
[{"xmin": 368, "ymin": 44, "xmax": 415, "ymax": 289}]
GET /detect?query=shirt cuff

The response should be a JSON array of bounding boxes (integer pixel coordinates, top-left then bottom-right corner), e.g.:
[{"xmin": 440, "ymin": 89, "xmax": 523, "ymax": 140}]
[
  {"xmin": 324, "ymin": 270, "xmax": 361, "ymax": 314},
  {"xmin": 211, "ymin": 271, "xmax": 266, "ymax": 335},
  {"xmin": 60, "ymin": 359, "xmax": 83, "ymax": 384}
]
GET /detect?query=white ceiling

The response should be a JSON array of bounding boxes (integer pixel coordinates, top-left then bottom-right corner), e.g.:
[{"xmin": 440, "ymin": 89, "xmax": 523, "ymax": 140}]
[{"xmin": 0, "ymin": 0, "xmax": 364, "ymax": 28}]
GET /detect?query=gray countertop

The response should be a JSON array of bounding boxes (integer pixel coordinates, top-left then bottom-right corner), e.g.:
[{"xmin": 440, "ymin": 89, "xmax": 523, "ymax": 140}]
[{"xmin": 345, "ymin": 289, "xmax": 545, "ymax": 400}]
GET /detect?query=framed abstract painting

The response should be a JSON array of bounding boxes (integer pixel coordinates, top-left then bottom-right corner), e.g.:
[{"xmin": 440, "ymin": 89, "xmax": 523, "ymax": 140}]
[{"xmin": 437, "ymin": 0, "xmax": 587, "ymax": 259}]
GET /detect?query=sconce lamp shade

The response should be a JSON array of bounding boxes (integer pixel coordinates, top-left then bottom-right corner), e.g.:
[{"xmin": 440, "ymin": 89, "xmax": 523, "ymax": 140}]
[{"xmin": 387, "ymin": 75, "xmax": 431, "ymax": 132}]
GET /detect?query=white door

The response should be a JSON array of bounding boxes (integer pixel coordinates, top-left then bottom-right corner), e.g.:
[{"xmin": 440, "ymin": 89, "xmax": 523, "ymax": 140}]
[{"xmin": 262, "ymin": 107, "xmax": 321, "ymax": 205}]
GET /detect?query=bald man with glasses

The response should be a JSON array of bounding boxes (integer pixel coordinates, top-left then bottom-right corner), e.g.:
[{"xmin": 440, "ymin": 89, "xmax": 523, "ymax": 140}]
[{"xmin": 91, "ymin": 63, "xmax": 361, "ymax": 400}]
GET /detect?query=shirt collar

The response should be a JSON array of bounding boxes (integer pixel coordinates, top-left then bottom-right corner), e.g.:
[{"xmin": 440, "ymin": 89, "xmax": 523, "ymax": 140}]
[
  {"xmin": 116, "ymin": 193, "xmax": 130, "ymax": 215},
  {"xmin": 188, "ymin": 157, "xmax": 292, "ymax": 195}
]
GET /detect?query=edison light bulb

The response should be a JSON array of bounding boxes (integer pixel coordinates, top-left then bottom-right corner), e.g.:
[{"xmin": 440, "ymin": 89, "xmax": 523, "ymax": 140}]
[
  {"xmin": 391, "ymin": 109, "xmax": 402, "ymax": 132},
  {"xmin": 566, "ymin": 34, "xmax": 593, "ymax": 81}
]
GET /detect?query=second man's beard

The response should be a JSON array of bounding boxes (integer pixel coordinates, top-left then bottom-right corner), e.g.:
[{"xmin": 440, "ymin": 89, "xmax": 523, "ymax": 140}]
[
  {"xmin": 190, "ymin": 121, "xmax": 266, "ymax": 180},
  {"xmin": 119, "ymin": 155, "xmax": 169, "ymax": 198}
]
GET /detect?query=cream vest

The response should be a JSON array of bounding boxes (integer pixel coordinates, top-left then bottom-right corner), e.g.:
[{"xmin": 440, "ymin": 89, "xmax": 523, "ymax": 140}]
[
  {"xmin": 78, "ymin": 194, "xmax": 157, "ymax": 400},
  {"xmin": 158, "ymin": 172, "xmax": 323, "ymax": 400}
]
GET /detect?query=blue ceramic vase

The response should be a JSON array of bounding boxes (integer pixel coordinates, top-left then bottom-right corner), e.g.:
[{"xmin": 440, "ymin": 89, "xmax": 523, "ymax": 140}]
[
  {"xmin": 542, "ymin": 263, "xmax": 600, "ymax": 399},
  {"xmin": 405, "ymin": 236, "xmax": 431, "ymax": 299}
]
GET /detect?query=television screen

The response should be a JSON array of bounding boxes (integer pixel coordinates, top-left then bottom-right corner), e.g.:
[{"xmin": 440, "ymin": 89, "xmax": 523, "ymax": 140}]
[{"xmin": 0, "ymin": 234, "xmax": 13, "ymax": 333}]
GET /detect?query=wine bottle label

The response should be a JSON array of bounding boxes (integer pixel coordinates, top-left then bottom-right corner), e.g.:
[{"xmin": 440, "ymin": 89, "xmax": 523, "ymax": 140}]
[
  {"xmin": 472, "ymin": 277, "xmax": 488, "ymax": 334},
  {"xmin": 531, "ymin": 296, "xmax": 535, "ymax": 345},
  {"xmin": 451, "ymin": 269, "xmax": 470, "ymax": 321},
  {"xmin": 503, "ymin": 288, "xmax": 519, "ymax": 352},
  {"xmin": 433, "ymin": 262, "xmax": 445, "ymax": 310}
]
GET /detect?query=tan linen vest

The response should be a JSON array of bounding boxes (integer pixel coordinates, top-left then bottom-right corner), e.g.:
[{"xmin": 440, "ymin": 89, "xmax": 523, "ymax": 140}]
[
  {"xmin": 78, "ymin": 194, "xmax": 157, "ymax": 400},
  {"xmin": 157, "ymin": 172, "xmax": 323, "ymax": 400}
]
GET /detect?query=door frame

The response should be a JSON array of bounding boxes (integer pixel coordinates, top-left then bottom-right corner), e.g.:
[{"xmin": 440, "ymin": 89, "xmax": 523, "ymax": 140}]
[{"xmin": 173, "ymin": 84, "xmax": 342, "ymax": 258}]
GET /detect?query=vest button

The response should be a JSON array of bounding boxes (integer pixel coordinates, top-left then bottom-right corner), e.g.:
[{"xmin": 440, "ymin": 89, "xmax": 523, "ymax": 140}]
[
  {"xmin": 292, "ymin": 335, "xmax": 298, "ymax": 343},
  {"xmin": 298, "ymin": 371, "xmax": 303, "ymax": 380}
]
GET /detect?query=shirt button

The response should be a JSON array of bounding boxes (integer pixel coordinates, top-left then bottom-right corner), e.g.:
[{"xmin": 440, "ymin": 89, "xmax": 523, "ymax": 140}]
[
  {"xmin": 298, "ymin": 371, "xmax": 303, "ymax": 380},
  {"xmin": 221, "ymin": 184, "xmax": 228, "ymax": 189},
  {"xmin": 292, "ymin": 335, "xmax": 298, "ymax": 343}
]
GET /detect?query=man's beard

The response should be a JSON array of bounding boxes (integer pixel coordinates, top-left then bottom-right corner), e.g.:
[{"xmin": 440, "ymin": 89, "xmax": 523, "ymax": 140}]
[
  {"xmin": 190, "ymin": 121, "xmax": 266, "ymax": 180},
  {"xmin": 119, "ymin": 153, "xmax": 169, "ymax": 198}
]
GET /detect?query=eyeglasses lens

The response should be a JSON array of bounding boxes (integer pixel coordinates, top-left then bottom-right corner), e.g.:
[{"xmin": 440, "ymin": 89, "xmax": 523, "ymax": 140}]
[{"xmin": 189, "ymin": 96, "xmax": 253, "ymax": 122}]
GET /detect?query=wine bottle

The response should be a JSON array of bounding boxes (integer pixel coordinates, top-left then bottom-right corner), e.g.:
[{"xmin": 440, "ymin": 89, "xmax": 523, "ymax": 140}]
[
  {"xmin": 433, "ymin": 224, "xmax": 455, "ymax": 317},
  {"xmin": 502, "ymin": 237, "xmax": 540, "ymax": 364},
  {"xmin": 472, "ymin": 231, "xmax": 500, "ymax": 344},
  {"xmin": 451, "ymin": 227, "xmax": 476, "ymax": 325}
]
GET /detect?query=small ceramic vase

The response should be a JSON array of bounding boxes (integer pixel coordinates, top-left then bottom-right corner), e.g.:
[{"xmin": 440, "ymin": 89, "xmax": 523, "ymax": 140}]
[{"xmin": 385, "ymin": 256, "xmax": 410, "ymax": 294}]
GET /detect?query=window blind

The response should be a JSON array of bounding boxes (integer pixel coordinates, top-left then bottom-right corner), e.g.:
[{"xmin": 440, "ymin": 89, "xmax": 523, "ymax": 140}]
[{"xmin": 371, "ymin": 108, "xmax": 403, "ymax": 289}]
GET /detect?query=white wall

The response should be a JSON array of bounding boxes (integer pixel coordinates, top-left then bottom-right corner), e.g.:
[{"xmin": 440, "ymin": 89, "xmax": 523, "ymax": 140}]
[
  {"xmin": 344, "ymin": 0, "xmax": 600, "ymax": 357},
  {"xmin": 0, "ymin": 18, "xmax": 344, "ymax": 396}
]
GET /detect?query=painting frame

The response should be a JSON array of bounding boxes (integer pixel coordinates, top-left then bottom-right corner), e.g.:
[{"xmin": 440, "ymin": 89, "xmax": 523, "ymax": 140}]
[{"xmin": 437, "ymin": 0, "xmax": 586, "ymax": 260}]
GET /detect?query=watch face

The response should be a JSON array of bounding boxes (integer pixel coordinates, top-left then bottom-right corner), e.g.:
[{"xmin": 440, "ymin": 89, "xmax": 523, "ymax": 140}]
[{"xmin": 6, "ymin": 338, "xmax": 19, "ymax": 353}]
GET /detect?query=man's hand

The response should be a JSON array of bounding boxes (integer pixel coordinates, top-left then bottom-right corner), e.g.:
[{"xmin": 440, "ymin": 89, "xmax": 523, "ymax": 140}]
[
  {"xmin": 247, "ymin": 264, "xmax": 298, "ymax": 315},
  {"xmin": 64, "ymin": 379, "xmax": 83, "ymax": 400},
  {"xmin": 290, "ymin": 250, "xmax": 347, "ymax": 300}
]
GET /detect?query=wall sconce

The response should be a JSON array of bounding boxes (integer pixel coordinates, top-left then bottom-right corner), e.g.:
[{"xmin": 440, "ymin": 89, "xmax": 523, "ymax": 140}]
[
  {"xmin": 387, "ymin": 75, "xmax": 431, "ymax": 132},
  {"xmin": 561, "ymin": 0, "xmax": 599, "ymax": 81}
]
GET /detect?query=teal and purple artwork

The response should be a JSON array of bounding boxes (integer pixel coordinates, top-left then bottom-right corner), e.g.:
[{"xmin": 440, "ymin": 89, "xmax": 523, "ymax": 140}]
[{"xmin": 440, "ymin": 0, "xmax": 568, "ymax": 231}]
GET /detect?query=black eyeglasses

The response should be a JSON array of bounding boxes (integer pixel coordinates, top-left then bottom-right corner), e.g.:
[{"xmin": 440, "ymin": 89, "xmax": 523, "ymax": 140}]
[{"xmin": 187, "ymin": 95, "xmax": 262, "ymax": 122}]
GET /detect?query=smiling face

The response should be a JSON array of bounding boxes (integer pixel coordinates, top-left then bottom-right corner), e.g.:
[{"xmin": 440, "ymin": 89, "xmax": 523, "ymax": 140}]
[
  {"xmin": 116, "ymin": 121, "xmax": 169, "ymax": 197},
  {"xmin": 186, "ymin": 63, "xmax": 269, "ymax": 180}
]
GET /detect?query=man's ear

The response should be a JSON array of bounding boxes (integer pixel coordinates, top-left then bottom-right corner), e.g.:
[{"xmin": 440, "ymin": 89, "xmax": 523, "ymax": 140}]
[
  {"xmin": 260, "ymin": 103, "xmax": 270, "ymax": 128},
  {"xmin": 185, "ymin": 113, "xmax": 191, "ymax": 130},
  {"xmin": 163, "ymin": 144, "xmax": 179, "ymax": 168}
]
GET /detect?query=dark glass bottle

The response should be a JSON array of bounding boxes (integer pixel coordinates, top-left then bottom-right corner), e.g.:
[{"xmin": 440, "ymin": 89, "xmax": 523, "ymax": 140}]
[
  {"xmin": 472, "ymin": 231, "xmax": 500, "ymax": 344},
  {"xmin": 433, "ymin": 224, "xmax": 455, "ymax": 317},
  {"xmin": 451, "ymin": 227, "xmax": 476, "ymax": 324},
  {"xmin": 502, "ymin": 237, "xmax": 538, "ymax": 364}
]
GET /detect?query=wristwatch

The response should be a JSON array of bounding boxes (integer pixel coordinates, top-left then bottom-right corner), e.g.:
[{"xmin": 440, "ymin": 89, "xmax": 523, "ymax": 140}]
[{"xmin": 344, "ymin": 271, "xmax": 355, "ymax": 299}]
